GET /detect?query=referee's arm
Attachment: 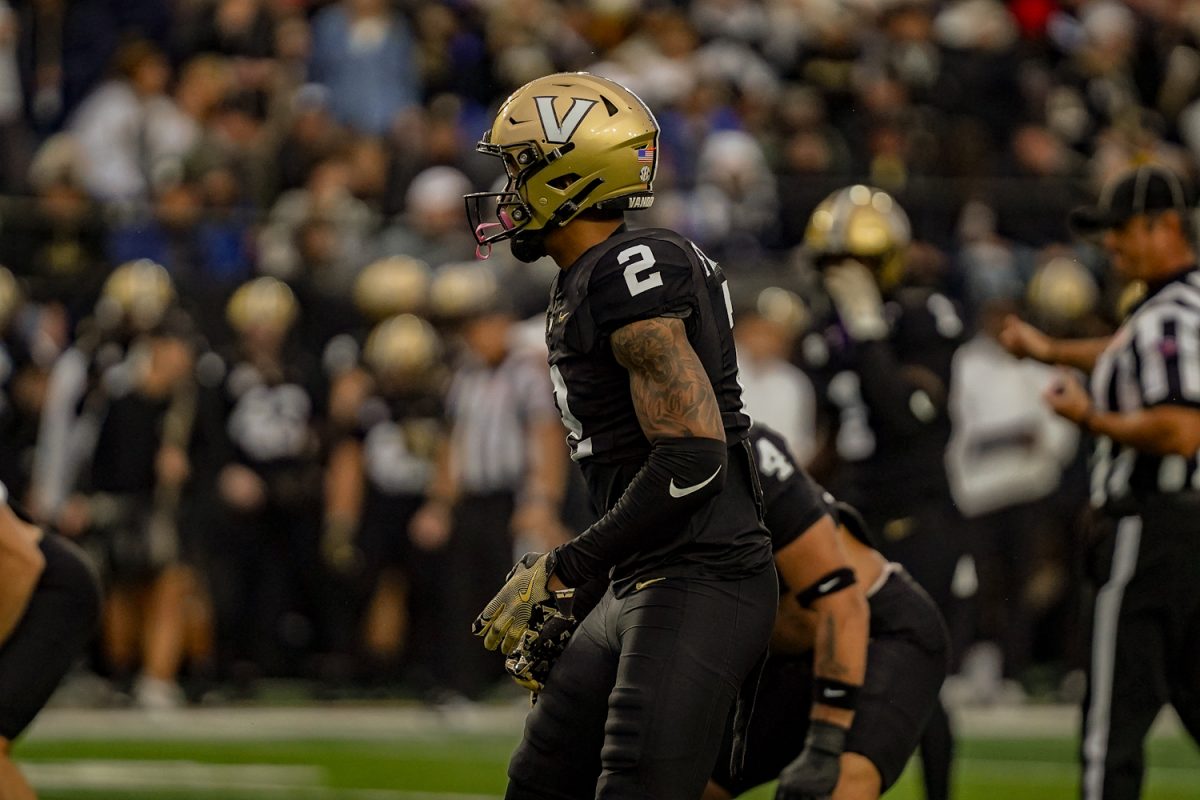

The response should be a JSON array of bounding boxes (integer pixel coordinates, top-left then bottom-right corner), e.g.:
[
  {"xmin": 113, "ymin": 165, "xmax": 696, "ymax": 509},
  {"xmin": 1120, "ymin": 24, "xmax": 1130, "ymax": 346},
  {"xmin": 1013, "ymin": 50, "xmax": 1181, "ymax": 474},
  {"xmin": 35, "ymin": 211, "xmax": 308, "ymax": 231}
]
[{"xmin": 1045, "ymin": 370, "xmax": 1200, "ymax": 457}]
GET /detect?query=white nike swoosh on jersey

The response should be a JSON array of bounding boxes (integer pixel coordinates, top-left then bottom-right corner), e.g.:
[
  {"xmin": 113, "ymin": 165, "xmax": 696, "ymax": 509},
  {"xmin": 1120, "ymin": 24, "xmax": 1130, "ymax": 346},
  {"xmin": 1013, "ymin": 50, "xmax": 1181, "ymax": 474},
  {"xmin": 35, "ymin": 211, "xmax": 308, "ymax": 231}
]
[
  {"xmin": 668, "ymin": 466, "xmax": 722, "ymax": 499},
  {"xmin": 818, "ymin": 577, "xmax": 840, "ymax": 593}
]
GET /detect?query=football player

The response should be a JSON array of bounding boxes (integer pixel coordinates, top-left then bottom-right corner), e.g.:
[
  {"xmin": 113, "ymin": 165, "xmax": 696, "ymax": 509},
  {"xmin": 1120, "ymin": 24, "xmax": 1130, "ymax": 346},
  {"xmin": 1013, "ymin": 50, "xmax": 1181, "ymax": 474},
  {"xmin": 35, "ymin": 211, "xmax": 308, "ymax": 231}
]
[
  {"xmin": 801, "ymin": 186, "xmax": 963, "ymax": 800},
  {"xmin": 0, "ymin": 479, "xmax": 101, "ymax": 799},
  {"xmin": 706, "ymin": 426, "xmax": 949, "ymax": 800},
  {"xmin": 321, "ymin": 313, "xmax": 449, "ymax": 692},
  {"xmin": 465, "ymin": 72, "xmax": 778, "ymax": 798},
  {"xmin": 189, "ymin": 277, "xmax": 328, "ymax": 683}
]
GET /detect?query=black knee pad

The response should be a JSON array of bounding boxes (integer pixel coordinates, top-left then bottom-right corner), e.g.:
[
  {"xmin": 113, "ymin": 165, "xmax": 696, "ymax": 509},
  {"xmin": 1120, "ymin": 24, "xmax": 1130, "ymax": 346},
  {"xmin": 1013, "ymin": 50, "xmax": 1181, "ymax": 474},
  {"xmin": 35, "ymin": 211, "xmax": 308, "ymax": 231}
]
[{"xmin": 0, "ymin": 533, "xmax": 101, "ymax": 739}]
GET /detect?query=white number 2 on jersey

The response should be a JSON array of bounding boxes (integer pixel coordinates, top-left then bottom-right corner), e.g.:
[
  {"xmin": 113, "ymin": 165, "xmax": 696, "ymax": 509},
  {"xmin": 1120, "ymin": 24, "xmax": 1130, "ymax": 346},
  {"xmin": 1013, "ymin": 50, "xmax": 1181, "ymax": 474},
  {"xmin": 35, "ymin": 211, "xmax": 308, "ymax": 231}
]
[{"xmin": 619, "ymin": 244, "xmax": 663, "ymax": 296}]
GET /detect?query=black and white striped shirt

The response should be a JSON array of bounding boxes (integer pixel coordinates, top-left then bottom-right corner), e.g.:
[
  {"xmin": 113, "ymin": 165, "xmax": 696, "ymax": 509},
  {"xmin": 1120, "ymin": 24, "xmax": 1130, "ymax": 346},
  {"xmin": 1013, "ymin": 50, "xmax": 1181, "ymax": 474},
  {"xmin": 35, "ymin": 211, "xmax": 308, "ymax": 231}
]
[
  {"xmin": 1089, "ymin": 267, "xmax": 1200, "ymax": 512},
  {"xmin": 446, "ymin": 348, "xmax": 558, "ymax": 495}
]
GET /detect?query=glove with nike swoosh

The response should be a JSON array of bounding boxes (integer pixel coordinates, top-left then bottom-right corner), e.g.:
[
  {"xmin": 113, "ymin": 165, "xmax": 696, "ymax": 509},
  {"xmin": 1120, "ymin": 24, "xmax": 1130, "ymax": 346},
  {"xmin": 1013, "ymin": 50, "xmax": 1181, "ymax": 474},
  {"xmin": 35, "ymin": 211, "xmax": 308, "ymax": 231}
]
[
  {"xmin": 472, "ymin": 552, "xmax": 557, "ymax": 655},
  {"xmin": 774, "ymin": 720, "xmax": 847, "ymax": 800}
]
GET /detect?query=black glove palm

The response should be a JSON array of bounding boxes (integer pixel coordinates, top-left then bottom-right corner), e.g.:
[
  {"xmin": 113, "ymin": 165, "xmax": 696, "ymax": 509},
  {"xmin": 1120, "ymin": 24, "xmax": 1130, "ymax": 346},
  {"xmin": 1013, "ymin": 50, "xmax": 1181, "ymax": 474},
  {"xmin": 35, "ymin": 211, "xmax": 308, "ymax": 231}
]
[
  {"xmin": 505, "ymin": 608, "xmax": 577, "ymax": 695},
  {"xmin": 774, "ymin": 720, "xmax": 848, "ymax": 800}
]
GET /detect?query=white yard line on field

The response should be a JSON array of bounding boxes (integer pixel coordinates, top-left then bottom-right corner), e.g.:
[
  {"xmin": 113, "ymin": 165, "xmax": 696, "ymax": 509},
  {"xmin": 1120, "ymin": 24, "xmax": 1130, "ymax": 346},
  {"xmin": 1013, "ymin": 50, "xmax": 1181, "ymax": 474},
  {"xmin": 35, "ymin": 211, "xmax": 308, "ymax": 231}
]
[
  {"xmin": 23, "ymin": 760, "xmax": 501, "ymax": 799},
  {"xmin": 23, "ymin": 702, "xmax": 1189, "ymax": 743}
]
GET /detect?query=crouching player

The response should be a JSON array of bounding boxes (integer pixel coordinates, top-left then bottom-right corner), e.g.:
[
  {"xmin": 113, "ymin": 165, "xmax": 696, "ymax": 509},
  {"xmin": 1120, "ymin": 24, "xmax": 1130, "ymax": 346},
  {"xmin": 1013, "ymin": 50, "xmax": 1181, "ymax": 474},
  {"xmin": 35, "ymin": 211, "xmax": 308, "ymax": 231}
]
[
  {"xmin": 0, "ymin": 481, "xmax": 101, "ymax": 799},
  {"xmin": 706, "ymin": 425, "xmax": 950, "ymax": 799}
]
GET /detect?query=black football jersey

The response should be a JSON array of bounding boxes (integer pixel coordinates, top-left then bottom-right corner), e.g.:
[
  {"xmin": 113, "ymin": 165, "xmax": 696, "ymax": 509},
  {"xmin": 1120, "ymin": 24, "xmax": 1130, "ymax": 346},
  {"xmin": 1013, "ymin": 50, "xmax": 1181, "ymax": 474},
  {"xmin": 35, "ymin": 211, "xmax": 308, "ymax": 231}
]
[
  {"xmin": 749, "ymin": 424, "xmax": 879, "ymax": 552},
  {"xmin": 355, "ymin": 391, "xmax": 443, "ymax": 498},
  {"xmin": 749, "ymin": 425, "xmax": 832, "ymax": 553},
  {"xmin": 545, "ymin": 227, "xmax": 750, "ymax": 465},
  {"xmin": 801, "ymin": 285, "xmax": 962, "ymax": 517}
]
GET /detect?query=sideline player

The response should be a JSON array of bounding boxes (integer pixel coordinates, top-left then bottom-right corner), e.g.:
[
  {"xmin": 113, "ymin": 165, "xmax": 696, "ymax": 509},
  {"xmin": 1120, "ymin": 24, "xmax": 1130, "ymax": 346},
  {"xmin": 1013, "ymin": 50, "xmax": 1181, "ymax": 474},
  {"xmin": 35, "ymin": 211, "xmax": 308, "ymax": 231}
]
[
  {"xmin": 1000, "ymin": 164, "xmax": 1200, "ymax": 800},
  {"xmin": 801, "ymin": 186, "xmax": 962, "ymax": 800},
  {"xmin": 706, "ymin": 426, "xmax": 949, "ymax": 800},
  {"xmin": 0, "ymin": 480, "xmax": 101, "ymax": 799},
  {"xmin": 466, "ymin": 72, "xmax": 777, "ymax": 798}
]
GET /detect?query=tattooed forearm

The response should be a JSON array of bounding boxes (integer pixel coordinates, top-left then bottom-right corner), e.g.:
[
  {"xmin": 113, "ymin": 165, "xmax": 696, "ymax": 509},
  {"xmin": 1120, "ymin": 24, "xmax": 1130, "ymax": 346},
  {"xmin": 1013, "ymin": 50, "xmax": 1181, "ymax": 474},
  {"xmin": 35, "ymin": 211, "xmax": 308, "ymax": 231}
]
[
  {"xmin": 816, "ymin": 613, "xmax": 851, "ymax": 679},
  {"xmin": 610, "ymin": 317, "xmax": 725, "ymax": 441}
]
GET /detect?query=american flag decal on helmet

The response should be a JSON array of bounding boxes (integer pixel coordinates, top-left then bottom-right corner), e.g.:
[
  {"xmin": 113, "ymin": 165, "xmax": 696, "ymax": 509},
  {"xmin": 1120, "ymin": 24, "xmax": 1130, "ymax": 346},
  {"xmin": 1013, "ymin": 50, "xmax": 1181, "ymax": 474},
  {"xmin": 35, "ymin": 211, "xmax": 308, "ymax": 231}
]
[{"xmin": 636, "ymin": 146, "xmax": 655, "ymax": 164}]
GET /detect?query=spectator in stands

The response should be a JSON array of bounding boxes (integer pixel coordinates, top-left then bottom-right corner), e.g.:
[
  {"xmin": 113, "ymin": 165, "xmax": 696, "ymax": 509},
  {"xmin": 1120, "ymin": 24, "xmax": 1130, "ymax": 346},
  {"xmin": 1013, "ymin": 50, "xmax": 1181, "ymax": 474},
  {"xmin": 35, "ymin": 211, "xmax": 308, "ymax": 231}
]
[
  {"xmin": 258, "ymin": 152, "xmax": 376, "ymax": 292},
  {"xmin": 376, "ymin": 166, "xmax": 476, "ymax": 269},
  {"xmin": 309, "ymin": 0, "xmax": 421, "ymax": 137},
  {"xmin": 69, "ymin": 40, "xmax": 188, "ymax": 203},
  {"xmin": 1, "ymin": 134, "xmax": 108, "ymax": 322}
]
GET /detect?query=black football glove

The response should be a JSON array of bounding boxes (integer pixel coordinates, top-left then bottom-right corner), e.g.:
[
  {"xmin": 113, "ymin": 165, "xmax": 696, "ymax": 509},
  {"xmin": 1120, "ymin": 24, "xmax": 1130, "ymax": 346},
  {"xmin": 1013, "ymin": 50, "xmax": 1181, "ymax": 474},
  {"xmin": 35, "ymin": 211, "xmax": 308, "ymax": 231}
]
[
  {"xmin": 505, "ymin": 604, "xmax": 577, "ymax": 697},
  {"xmin": 775, "ymin": 720, "xmax": 848, "ymax": 800},
  {"xmin": 472, "ymin": 552, "xmax": 555, "ymax": 654}
]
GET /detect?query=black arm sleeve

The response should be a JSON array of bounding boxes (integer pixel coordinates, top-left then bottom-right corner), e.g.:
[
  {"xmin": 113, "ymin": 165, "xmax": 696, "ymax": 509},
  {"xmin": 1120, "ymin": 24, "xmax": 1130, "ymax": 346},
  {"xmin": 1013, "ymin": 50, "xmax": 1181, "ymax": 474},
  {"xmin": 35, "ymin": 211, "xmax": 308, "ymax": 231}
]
[
  {"xmin": 854, "ymin": 341, "xmax": 946, "ymax": 438},
  {"xmin": 550, "ymin": 437, "xmax": 727, "ymax": 587}
]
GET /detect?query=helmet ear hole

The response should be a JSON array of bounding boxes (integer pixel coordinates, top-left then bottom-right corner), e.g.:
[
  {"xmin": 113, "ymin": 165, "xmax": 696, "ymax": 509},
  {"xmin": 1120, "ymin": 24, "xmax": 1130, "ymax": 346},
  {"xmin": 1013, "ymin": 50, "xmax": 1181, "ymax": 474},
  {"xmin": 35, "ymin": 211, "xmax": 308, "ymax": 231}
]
[{"xmin": 547, "ymin": 173, "xmax": 580, "ymax": 190}]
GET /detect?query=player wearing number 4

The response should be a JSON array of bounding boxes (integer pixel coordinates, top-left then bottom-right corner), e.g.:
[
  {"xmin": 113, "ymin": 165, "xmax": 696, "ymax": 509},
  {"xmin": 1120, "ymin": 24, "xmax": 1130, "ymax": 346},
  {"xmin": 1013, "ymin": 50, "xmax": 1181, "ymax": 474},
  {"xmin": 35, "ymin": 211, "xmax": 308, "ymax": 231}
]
[
  {"xmin": 705, "ymin": 425, "xmax": 949, "ymax": 800},
  {"xmin": 465, "ymin": 72, "xmax": 777, "ymax": 798}
]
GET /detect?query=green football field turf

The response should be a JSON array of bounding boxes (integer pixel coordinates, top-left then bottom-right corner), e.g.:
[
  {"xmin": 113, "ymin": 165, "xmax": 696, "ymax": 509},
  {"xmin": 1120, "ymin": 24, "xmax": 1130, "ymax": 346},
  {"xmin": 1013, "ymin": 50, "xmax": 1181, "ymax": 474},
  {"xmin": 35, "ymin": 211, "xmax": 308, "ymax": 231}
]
[{"xmin": 13, "ymin": 707, "xmax": 1200, "ymax": 799}]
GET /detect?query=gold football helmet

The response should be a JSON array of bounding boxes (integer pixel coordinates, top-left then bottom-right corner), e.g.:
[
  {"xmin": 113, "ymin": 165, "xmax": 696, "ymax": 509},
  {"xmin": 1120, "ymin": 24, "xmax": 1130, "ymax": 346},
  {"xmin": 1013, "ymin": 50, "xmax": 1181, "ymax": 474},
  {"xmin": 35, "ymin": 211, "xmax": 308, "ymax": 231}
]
[
  {"xmin": 353, "ymin": 256, "xmax": 432, "ymax": 321},
  {"xmin": 0, "ymin": 267, "xmax": 19, "ymax": 330},
  {"xmin": 227, "ymin": 277, "xmax": 298, "ymax": 335},
  {"xmin": 804, "ymin": 185, "xmax": 912, "ymax": 289},
  {"xmin": 99, "ymin": 260, "xmax": 175, "ymax": 331},
  {"xmin": 1026, "ymin": 256, "xmax": 1098, "ymax": 323},
  {"xmin": 363, "ymin": 314, "xmax": 441, "ymax": 382},
  {"xmin": 429, "ymin": 263, "xmax": 501, "ymax": 320},
  {"xmin": 465, "ymin": 72, "xmax": 659, "ymax": 262}
]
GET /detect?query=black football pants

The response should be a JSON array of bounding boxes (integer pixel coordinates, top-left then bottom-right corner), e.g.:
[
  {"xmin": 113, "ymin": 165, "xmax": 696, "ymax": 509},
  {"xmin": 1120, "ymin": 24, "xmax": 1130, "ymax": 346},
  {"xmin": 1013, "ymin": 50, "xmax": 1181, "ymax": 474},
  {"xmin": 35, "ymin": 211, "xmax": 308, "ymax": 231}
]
[
  {"xmin": 507, "ymin": 566, "xmax": 777, "ymax": 800},
  {"xmin": 1080, "ymin": 508, "xmax": 1200, "ymax": 799}
]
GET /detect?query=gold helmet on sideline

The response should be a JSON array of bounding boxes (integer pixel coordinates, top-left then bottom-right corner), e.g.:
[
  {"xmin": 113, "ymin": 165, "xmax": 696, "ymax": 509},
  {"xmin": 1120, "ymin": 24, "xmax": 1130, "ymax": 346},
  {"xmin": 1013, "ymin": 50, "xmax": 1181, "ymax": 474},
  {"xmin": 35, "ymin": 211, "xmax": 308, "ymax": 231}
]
[
  {"xmin": 428, "ymin": 263, "xmax": 501, "ymax": 321},
  {"xmin": 755, "ymin": 286, "xmax": 810, "ymax": 337},
  {"xmin": 804, "ymin": 185, "xmax": 912, "ymax": 290},
  {"xmin": 465, "ymin": 72, "xmax": 659, "ymax": 262},
  {"xmin": 353, "ymin": 256, "xmax": 432, "ymax": 321},
  {"xmin": 1026, "ymin": 256, "xmax": 1098, "ymax": 324},
  {"xmin": 227, "ymin": 277, "xmax": 298, "ymax": 335},
  {"xmin": 98, "ymin": 260, "xmax": 175, "ymax": 331},
  {"xmin": 363, "ymin": 314, "xmax": 441, "ymax": 382},
  {"xmin": 0, "ymin": 267, "xmax": 20, "ymax": 330}
]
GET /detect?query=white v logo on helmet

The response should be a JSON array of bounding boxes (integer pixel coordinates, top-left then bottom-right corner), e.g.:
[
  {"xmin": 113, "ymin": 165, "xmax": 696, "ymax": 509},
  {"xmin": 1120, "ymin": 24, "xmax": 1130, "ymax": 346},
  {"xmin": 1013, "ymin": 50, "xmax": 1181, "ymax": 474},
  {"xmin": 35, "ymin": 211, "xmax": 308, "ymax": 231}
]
[{"xmin": 535, "ymin": 97, "xmax": 597, "ymax": 144}]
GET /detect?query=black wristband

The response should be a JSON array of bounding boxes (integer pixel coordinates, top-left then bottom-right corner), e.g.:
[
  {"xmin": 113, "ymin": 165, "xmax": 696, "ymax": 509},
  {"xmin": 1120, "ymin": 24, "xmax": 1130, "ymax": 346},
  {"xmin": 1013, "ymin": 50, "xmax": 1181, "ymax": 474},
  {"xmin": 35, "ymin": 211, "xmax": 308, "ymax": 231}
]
[
  {"xmin": 813, "ymin": 677, "xmax": 861, "ymax": 711},
  {"xmin": 795, "ymin": 567, "xmax": 857, "ymax": 608},
  {"xmin": 806, "ymin": 718, "xmax": 849, "ymax": 757}
]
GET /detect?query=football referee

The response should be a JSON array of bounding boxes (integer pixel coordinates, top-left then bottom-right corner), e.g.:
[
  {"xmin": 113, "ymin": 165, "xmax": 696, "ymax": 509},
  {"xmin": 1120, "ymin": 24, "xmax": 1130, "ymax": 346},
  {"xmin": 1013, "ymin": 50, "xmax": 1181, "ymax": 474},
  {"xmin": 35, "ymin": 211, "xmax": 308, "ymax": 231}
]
[{"xmin": 1001, "ymin": 164, "xmax": 1200, "ymax": 800}]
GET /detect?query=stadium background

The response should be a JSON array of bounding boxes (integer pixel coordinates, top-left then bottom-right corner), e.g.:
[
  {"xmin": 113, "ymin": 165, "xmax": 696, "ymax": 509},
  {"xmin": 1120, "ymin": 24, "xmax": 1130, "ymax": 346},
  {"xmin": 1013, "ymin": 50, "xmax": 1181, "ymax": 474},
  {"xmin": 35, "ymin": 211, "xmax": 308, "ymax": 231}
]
[{"xmin": 0, "ymin": 0, "xmax": 1199, "ymax": 797}]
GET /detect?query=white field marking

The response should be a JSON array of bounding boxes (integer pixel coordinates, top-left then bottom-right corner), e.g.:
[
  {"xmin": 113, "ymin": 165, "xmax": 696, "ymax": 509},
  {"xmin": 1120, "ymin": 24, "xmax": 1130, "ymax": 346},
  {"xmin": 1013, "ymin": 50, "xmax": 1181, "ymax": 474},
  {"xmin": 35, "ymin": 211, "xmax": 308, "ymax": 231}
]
[
  {"xmin": 25, "ymin": 704, "xmax": 530, "ymax": 742},
  {"xmin": 23, "ymin": 760, "xmax": 321, "ymax": 790},
  {"xmin": 23, "ymin": 761, "xmax": 501, "ymax": 799},
  {"xmin": 942, "ymin": 757, "xmax": 1200, "ymax": 788},
  {"xmin": 21, "ymin": 702, "xmax": 1191, "ymax": 744}
]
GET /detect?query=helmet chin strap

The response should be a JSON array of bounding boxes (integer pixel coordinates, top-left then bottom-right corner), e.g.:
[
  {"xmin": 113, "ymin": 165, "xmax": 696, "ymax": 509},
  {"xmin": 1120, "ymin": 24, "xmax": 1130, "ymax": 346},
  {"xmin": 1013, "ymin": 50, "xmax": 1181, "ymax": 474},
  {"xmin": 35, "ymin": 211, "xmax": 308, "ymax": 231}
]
[{"xmin": 510, "ymin": 230, "xmax": 547, "ymax": 263}]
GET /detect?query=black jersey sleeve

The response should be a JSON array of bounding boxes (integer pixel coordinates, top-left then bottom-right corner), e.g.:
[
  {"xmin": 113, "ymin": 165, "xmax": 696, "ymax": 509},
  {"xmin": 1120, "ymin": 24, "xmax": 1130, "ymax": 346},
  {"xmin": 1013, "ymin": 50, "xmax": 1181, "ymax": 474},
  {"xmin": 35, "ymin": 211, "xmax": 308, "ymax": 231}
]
[
  {"xmin": 749, "ymin": 426, "xmax": 833, "ymax": 552},
  {"xmin": 851, "ymin": 292, "xmax": 960, "ymax": 438},
  {"xmin": 586, "ymin": 237, "xmax": 699, "ymax": 336}
]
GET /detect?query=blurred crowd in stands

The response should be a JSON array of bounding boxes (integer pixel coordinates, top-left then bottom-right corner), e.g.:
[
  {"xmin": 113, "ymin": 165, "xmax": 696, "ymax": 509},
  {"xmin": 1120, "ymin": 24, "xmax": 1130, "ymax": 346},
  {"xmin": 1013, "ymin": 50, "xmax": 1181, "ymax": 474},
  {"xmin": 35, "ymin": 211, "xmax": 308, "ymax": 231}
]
[{"xmin": 0, "ymin": 0, "xmax": 1197, "ymax": 708}]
